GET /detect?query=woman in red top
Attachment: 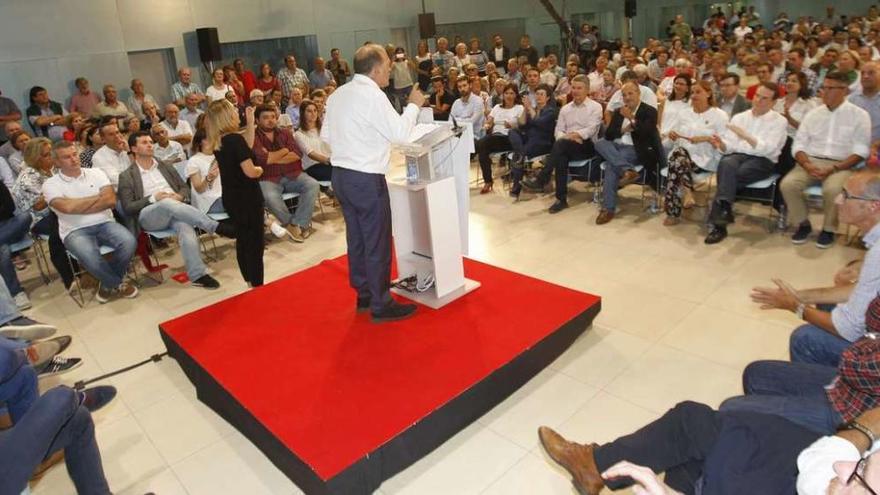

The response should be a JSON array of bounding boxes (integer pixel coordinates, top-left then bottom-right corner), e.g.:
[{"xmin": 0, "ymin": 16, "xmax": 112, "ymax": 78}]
[
  {"xmin": 61, "ymin": 112, "xmax": 85, "ymax": 142},
  {"xmin": 223, "ymin": 65, "xmax": 246, "ymax": 106},
  {"xmin": 254, "ymin": 63, "xmax": 281, "ymax": 94}
]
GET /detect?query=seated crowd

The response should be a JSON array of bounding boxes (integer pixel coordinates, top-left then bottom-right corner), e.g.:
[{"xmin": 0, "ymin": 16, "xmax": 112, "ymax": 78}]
[{"xmin": 2, "ymin": 4, "xmax": 880, "ymax": 493}]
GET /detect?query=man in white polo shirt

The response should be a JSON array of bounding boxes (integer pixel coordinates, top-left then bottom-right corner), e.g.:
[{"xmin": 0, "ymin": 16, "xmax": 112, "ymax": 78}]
[
  {"xmin": 158, "ymin": 104, "xmax": 193, "ymax": 155},
  {"xmin": 90, "ymin": 119, "xmax": 131, "ymax": 190},
  {"xmin": 42, "ymin": 141, "xmax": 137, "ymax": 303}
]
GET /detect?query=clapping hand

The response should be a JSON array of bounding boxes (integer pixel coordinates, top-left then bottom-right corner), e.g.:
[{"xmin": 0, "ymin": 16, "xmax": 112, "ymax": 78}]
[
  {"xmin": 750, "ymin": 279, "xmax": 801, "ymax": 312},
  {"xmin": 245, "ymin": 106, "xmax": 255, "ymax": 127}
]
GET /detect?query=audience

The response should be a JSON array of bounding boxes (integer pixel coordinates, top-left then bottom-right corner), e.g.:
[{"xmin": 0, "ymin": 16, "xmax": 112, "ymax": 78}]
[
  {"xmin": 68, "ymin": 77, "xmax": 101, "ymax": 117},
  {"xmin": 7, "ymin": 130, "xmax": 31, "ymax": 174},
  {"xmin": 206, "ymin": 68, "xmax": 234, "ymax": 103},
  {"xmin": 448, "ymin": 76, "xmax": 487, "ymax": 140},
  {"xmin": 475, "ymin": 82, "xmax": 525, "ymax": 194},
  {"xmin": 233, "ymin": 58, "xmax": 257, "ymax": 97},
  {"xmin": 179, "ymin": 92, "xmax": 203, "ymax": 131},
  {"xmin": 151, "ymin": 124, "xmax": 186, "ymax": 165},
  {"xmin": 508, "ymin": 83, "xmax": 558, "ymax": 198},
  {"xmin": 26, "ymin": 86, "xmax": 66, "ymax": 141},
  {"xmin": 781, "ymin": 71, "xmax": 872, "ymax": 248},
  {"xmin": 91, "ymin": 119, "xmax": 131, "ymax": 190},
  {"xmin": 278, "ymin": 55, "xmax": 310, "ymax": 106},
  {"xmin": 717, "ymin": 72, "xmax": 752, "ymax": 117},
  {"xmin": 159, "ymin": 103, "xmax": 194, "ymax": 152},
  {"xmin": 294, "ymin": 100, "xmax": 333, "ymax": 184},
  {"xmin": 308, "ymin": 57, "xmax": 334, "ymax": 89},
  {"xmin": 328, "ymin": 48, "xmax": 352, "ymax": 86},
  {"xmin": 126, "ymin": 79, "xmax": 158, "ymax": 122},
  {"xmin": 43, "ymin": 140, "xmax": 138, "ymax": 303},
  {"xmin": 91, "ymin": 84, "xmax": 132, "ymax": 121},
  {"xmin": 171, "ymin": 67, "xmax": 205, "ymax": 107}
]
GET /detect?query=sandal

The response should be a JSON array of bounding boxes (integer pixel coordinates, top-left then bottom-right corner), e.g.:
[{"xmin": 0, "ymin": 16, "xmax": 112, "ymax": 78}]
[
  {"xmin": 480, "ymin": 182, "xmax": 493, "ymax": 194},
  {"xmin": 663, "ymin": 216, "xmax": 681, "ymax": 226}
]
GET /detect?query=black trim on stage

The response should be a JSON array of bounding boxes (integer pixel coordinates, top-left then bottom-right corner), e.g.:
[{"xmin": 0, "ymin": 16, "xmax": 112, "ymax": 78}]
[{"xmin": 160, "ymin": 300, "xmax": 600, "ymax": 494}]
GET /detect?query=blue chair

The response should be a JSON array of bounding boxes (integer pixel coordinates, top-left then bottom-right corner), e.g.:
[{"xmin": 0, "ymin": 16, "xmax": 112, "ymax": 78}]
[
  {"xmin": 9, "ymin": 235, "xmax": 49, "ymax": 285},
  {"xmin": 733, "ymin": 173, "xmax": 784, "ymax": 232}
]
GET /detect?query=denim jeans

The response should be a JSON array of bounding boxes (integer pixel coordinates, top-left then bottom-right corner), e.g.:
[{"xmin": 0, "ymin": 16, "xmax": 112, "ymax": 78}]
[
  {"xmin": 259, "ymin": 174, "xmax": 319, "ymax": 228},
  {"xmin": 0, "ymin": 211, "xmax": 32, "ymax": 297},
  {"xmin": 0, "ymin": 272, "xmax": 21, "ymax": 326},
  {"xmin": 789, "ymin": 323, "xmax": 852, "ymax": 367},
  {"xmin": 63, "ymin": 222, "xmax": 136, "ymax": 289},
  {"xmin": 596, "ymin": 140, "xmax": 639, "ymax": 210},
  {"xmin": 719, "ymin": 360, "xmax": 841, "ymax": 434},
  {"xmin": 0, "ymin": 387, "xmax": 111, "ymax": 495},
  {"xmin": 138, "ymin": 199, "xmax": 218, "ymax": 281},
  {"xmin": 0, "ymin": 337, "xmax": 37, "ymax": 422}
]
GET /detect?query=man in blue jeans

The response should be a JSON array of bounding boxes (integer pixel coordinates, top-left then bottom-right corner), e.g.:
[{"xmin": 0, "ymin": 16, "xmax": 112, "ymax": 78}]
[
  {"xmin": 118, "ymin": 131, "xmax": 234, "ymax": 290},
  {"xmin": 252, "ymin": 104, "xmax": 319, "ymax": 243},
  {"xmin": 42, "ymin": 140, "xmax": 138, "ymax": 304},
  {"xmin": 751, "ymin": 172, "xmax": 880, "ymax": 367}
]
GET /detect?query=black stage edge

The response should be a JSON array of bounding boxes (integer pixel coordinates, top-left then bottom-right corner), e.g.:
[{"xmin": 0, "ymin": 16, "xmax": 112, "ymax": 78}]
[{"xmin": 159, "ymin": 300, "xmax": 600, "ymax": 494}]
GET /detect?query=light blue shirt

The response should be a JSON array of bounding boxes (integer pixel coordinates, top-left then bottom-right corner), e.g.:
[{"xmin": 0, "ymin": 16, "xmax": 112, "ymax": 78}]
[
  {"xmin": 832, "ymin": 222, "xmax": 880, "ymax": 341},
  {"xmin": 849, "ymin": 89, "xmax": 880, "ymax": 143},
  {"xmin": 449, "ymin": 94, "xmax": 486, "ymax": 139}
]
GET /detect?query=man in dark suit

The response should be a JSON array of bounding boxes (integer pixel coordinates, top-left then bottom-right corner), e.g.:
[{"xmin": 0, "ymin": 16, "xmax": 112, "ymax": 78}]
[
  {"xmin": 594, "ymin": 82, "xmax": 662, "ymax": 224},
  {"xmin": 118, "ymin": 131, "xmax": 233, "ymax": 289},
  {"xmin": 489, "ymin": 34, "xmax": 510, "ymax": 74},
  {"xmin": 717, "ymin": 73, "xmax": 751, "ymax": 118}
]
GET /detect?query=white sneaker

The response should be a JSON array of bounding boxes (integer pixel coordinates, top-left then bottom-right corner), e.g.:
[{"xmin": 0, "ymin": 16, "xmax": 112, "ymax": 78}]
[
  {"xmin": 269, "ymin": 222, "xmax": 288, "ymax": 238},
  {"xmin": 14, "ymin": 292, "xmax": 31, "ymax": 310}
]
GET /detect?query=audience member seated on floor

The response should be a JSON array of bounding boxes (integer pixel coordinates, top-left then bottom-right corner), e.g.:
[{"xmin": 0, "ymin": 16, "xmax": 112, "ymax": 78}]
[
  {"xmin": 0, "ymin": 335, "xmax": 118, "ymax": 495},
  {"xmin": 171, "ymin": 67, "xmax": 205, "ymax": 108},
  {"xmin": 294, "ymin": 100, "xmax": 333, "ymax": 184},
  {"xmin": 91, "ymin": 84, "xmax": 132, "ymax": 121},
  {"xmin": 703, "ymin": 82, "xmax": 788, "ymax": 245},
  {"xmin": 782, "ymin": 71, "xmax": 873, "ymax": 249},
  {"xmin": 285, "ymin": 87, "xmax": 304, "ymax": 131},
  {"xmin": 0, "ymin": 179, "xmax": 32, "ymax": 310},
  {"xmin": 718, "ymin": 293, "xmax": 880, "ymax": 437},
  {"xmin": 252, "ymin": 104, "xmax": 319, "ymax": 243},
  {"xmin": 12, "ymin": 137, "xmax": 80, "ymax": 292},
  {"xmin": 594, "ymin": 82, "xmax": 662, "ymax": 225},
  {"xmin": 25, "ymin": 86, "xmax": 66, "ymax": 141},
  {"xmin": 663, "ymin": 80, "xmax": 729, "ymax": 225},
  {"xmin": 43, "ymin": 141, "xmax": 138, "ymax": 303},
  {"xmin": 475, "ymin": 82, "xmax": 525, "ymax": 194},
  {"xmin": 850, "ymin": 62, "xmax": 880, "ymax": 149},
  {"xmin": 118, "ymin": 131, "xmax": 232, "ymax": 290},
  {"xmin": 68, "ymin": 77, "xmax": 101, "ymax": 117},
  {"xmin": 537, "ymin": 400, "xmax": 824, "ymax": 494},
  {"xmin": 185, "ymin": 128, "xmax": 225, "ymax": 216},
  {"xmin": 751, "ymin": 172, "xmax": 880, "ymax": 367},
  {"xmin": 717, "ymin": 72, "xmax": 752, "ymax": 118},
  {"xmin": 91, "ymin": 118, "xmax": 131, "ymax": 190},
  {"xmin": 150, "ymin": 125, "xmax": 185, "ymax": 165},
  {"xmin": 179, "ymin": 92, "xmax": 203, "ymax": 132},
  {"xmin": 428, "ymin": 75, "xmax": 454, "ymax": 121},
  {"xmin": 448, "ymin": 76, "xmax": 487, "ymax": 139},
  {"xmin": 159, "ymin": 103, "xmax": 193, "ymax": 153},
  {"xmin": 0, "ymin": 121, "xmax": 23, "ymax": 161},
  {"xmin": 522, "ymin": 76, "xmax": 602, "ymax": 212},
  {"xmin": 508, "ymin": 83, "xmax": 558, "ymax": 199}
]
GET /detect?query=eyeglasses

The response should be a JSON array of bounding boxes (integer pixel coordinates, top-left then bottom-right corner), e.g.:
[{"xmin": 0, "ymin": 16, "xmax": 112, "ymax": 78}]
[
  {"xmin": 848, "ymin": 457, "xmax": 879, "ymax": 495},
  {"xmin": 842, "ymin": 188, "xmax": 880, "ymax": 202}
]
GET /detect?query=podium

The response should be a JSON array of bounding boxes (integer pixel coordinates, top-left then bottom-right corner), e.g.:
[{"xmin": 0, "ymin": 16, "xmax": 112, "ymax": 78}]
[{"xmin": 387, "ymin": 120, "xmax": 479, "ymax": 309}]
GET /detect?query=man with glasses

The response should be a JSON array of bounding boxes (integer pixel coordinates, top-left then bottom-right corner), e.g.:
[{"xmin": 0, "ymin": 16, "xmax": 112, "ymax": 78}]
[
  {"xmin": 781, "ymin": 71, "xmax": 872, "ymax": 249},
  {"xmin": 752, "ymin": 172, "xmax": 880, "ymax": 367}
]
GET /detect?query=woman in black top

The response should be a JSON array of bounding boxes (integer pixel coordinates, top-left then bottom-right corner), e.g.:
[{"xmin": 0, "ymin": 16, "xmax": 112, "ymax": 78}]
[{"xmin": 206, "ymin": 100, "xmax": 265, "ymax": 287}]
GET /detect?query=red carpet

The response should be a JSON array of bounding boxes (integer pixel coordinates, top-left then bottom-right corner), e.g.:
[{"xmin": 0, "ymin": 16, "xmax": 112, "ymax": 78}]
[{"xmin": 160, "ymin": 256, "xmax": 600, "ymax": 494}]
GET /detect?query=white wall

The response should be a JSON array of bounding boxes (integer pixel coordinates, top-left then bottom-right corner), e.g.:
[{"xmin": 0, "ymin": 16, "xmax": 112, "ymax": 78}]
[{"xmin": 0, "ymin": 0, "xmax": 714, "ymax": 121}]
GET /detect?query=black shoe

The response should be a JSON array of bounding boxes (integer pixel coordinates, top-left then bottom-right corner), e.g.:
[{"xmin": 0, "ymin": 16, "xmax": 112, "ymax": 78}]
[
  {"xmin": 548, "ymin": 200, "xmax": 569, "ymax": 214},
  {"xmin": 704, "ymin": 225, "xmax": 728, "ymax": 245},
  {"xmin": 356, "ymin": 296, "xmax": 371, "ymax": 313},
  {"xmin": 80, "ymin": 386, "xmax": 117, "ymax": 412},
  {"xmin": 45, "ymin": 335, "xmax": 73, "ymax": 356},
  {"xmin": 816, "ymin": 230, "xmax": 836, "ymax": 249},
  {"xmin": 791, "ymin": 222, "xmax": 812, "ymax": 244},
  {"xmin": 521, "ymin": 177, "xmax": 546, "ymax": 191},
  {"xmin": 0, "ymin": 317, "xmax": 57, "ymax": 341},
  {"xmin": 371, "ymin": 301, "xmax": 417, "ymax": 323},
  {"xmin": 214, "ymin": 221, "xmax": 236, "ymax": 239},
  {"xmin": 192, "ymin": 274, "xmax": 221, "ymax": 289},
  {"xmin": 709, "ymin": 201, "xmax": 735, "ymax": 225},
  {"xmin": 38, "ymin": 355, "xmax": 83, "ymax": 377}
]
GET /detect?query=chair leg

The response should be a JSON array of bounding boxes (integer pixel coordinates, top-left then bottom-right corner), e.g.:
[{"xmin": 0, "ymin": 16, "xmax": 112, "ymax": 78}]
[
  {"xmin": 66, "ymin": 254, "xmax": 87, "ymax": 308},
  {"xmin": 32, "ymin": 237, "xmax": 51, "ymax": 285},
  {"xmin": 144, "ymin": 235, "xmax": 164, "ymax": 284}
]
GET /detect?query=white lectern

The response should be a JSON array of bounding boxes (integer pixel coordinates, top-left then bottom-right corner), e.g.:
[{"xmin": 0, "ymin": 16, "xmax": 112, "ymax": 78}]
[{"xmin": 387, "ymin": 121, "xmax": 479, "ymax": 309}]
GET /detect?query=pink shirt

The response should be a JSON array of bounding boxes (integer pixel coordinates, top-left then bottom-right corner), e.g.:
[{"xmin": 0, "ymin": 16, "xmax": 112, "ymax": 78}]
[{"xmin": 69, "ymin": 91, "xmax": 101, "ymax": 116}]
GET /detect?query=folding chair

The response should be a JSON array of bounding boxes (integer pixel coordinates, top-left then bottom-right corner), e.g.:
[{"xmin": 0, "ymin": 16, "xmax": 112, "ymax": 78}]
[
  {"xmin": 734, "ymin": 173, "xmax": 784, "ymax": 232},
  {"xmin": 10, "ymin": 235, "xmax": 49, "ymax": 285},
  {"xmin": 66, "ymin": 245, "xmax": 140, "ymax": 307},
  {"xmin": 599, "ymin": 162, "xmax": 657, "ymax": 212},
  {"xmin": 568, "ymin": 157, "xmax": 603, "ymax": 204},
  {"xmin": 143, "ymin": 225, "xmax": 215, "ymax": 281}
]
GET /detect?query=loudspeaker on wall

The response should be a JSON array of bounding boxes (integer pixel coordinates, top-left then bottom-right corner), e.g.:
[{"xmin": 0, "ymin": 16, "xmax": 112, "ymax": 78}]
[{"xmin": 196, "ymin": 27, "xmax": 222, "ymax": 62}]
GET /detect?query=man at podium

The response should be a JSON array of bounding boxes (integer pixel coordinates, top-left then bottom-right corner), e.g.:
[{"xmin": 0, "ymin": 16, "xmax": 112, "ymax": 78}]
[{"xmin": 323, "ymin": 44, "xmax": 426, "ymax": 323}]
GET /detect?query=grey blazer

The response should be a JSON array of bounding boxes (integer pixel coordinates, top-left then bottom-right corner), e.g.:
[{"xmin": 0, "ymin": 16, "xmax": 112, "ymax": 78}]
[{"xmin": 117, "ymin": 159, "xmax": 190, "ymax": 223}]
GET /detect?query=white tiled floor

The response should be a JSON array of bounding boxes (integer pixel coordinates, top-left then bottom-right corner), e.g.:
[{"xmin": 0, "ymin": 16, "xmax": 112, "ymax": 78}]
[{"xmin": 23, "ymin": 177, "xmax": 863, "ymax": 495}]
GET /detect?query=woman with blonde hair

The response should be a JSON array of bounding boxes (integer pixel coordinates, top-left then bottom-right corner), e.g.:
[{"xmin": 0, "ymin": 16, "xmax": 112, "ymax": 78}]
[{"xmin": 206, "ymin": 100, "xmax": 265, "ymax": 287}]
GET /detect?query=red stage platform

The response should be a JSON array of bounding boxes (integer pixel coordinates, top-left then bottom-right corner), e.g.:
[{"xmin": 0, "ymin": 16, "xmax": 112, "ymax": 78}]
[{"xmin": 160, "ymin": 256, "xmax": 600, "ymax": 494}]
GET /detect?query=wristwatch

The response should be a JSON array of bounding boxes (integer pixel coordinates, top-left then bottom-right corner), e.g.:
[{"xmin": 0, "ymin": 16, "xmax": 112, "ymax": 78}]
[
  {"xmin": 795, "ymin": 303, "xmax": 806, "ymax": 320},
  {"xmin": 842, "ymin": 420, "xmax": 877, "ymax": 446}
]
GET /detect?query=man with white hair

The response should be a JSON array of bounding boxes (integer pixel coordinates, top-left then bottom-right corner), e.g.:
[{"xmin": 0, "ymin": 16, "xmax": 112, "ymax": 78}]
[
  {"xmin": 178, "ymin": 93, "xmax": 203, "ymax": 132},
  {"xmin": 432, "ymin": 38, "xmax": 456, "ymax": 74},
  {"xmin": 158, "ymin": 104, "xmax": 193, "ymax": 153},
  {"xmin": 171, "ymin": 68, "xmax": 205, "ymax": 108},
  {"xmin": 658, "ymin": 58, "xmax": 693, "ymax": 95}
]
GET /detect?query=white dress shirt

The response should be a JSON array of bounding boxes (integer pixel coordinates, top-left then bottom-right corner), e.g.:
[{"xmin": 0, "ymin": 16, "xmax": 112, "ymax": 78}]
[
  {"xmin": 159, "ymin": 119, "xmax": 194, "ymax": 153},
  {"xmin": 43, "ymin": 168, "xmax": 115, "ymax": 240},
  {"xmin": 607, "ymin": 85, "xmax": 658, "ymax": 111},
  {"xmin": 554, "ymin": 98, "xmax": 603, "ymax": 141},
  {"xmin": 154, "ymin": 140, "xmax": 186, "ymax": 165},
  {"xmin": 793, "ymin": 100, "xmax": 872, "ymax": 160},
  {"xmin": 721, "ymin": 109, "xmax": 789, "ymax": 162},
  {"xmin": 773, "ymin": 98, "xmax": 819, "ymax": 138},
  {"xmin": 321, "ymin": 74, "xmax": 419, "ymax": 175},
  {"xmin": 91, "ymin": 145, "xmax": 131, "ymax": 190},
  {"xmin": 137, "ymin": 159, "xmax": 175, "ymax": 201}
]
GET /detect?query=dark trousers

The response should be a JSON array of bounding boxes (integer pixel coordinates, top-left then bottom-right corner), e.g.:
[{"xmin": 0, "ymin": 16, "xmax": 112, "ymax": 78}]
[
  {"xmin": 331, "ymin": 167, "xmax": 393, "ymax": 312},
  {"xmin": 537, "ymin": 138, "xmax": 595, "ymax": 202},
  {"xmin": 306, "ymin": 163, "xmax": 333, "ymax": 182},
  {"xmin": 476, "ymin": 134, "xmax": 513, "ymax": 184},
  {"xmin": 33, "ymin": 213, "xmax": 76, "ymax": 289},
  {"xmin": 508, "ymin": 131, "xmax": 553, "ymax": 191},
  {"xmin": 713, "ymin": 153, "xmax": 774, "ymax": 204},
  {"xmin": 224, "ymin": 199, "xmax": 264, "ymax": 287},
  {"xmin": 0, "ymin": 387, "xmax": 111, "ymax": 495},
  {"xmin": 593, "ymin": 401, "xmax": 819, "ymax": 494}
]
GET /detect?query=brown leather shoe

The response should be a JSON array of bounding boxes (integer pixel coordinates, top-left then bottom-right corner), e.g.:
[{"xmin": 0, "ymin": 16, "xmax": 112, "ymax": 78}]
[
  {"xmin": 538, "ymin": 426, "xmax": 604, "ymax": 495},
  {"xmin": 618, "ymin": 169, "xmax": 640, "ymax": 188},
  {"xmin": 595, "ymin": 210, "xmax": 615, "ymax": 225}
]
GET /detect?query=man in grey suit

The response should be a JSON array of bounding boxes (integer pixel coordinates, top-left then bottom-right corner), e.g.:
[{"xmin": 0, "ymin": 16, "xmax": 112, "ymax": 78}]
[
  {"xmin": 117, "ymin": 131, "xmax": 234, "ymax": 289},
  {"xmin": 717, "ymin": 73, "xmax": 751, "ymax": 118}
]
